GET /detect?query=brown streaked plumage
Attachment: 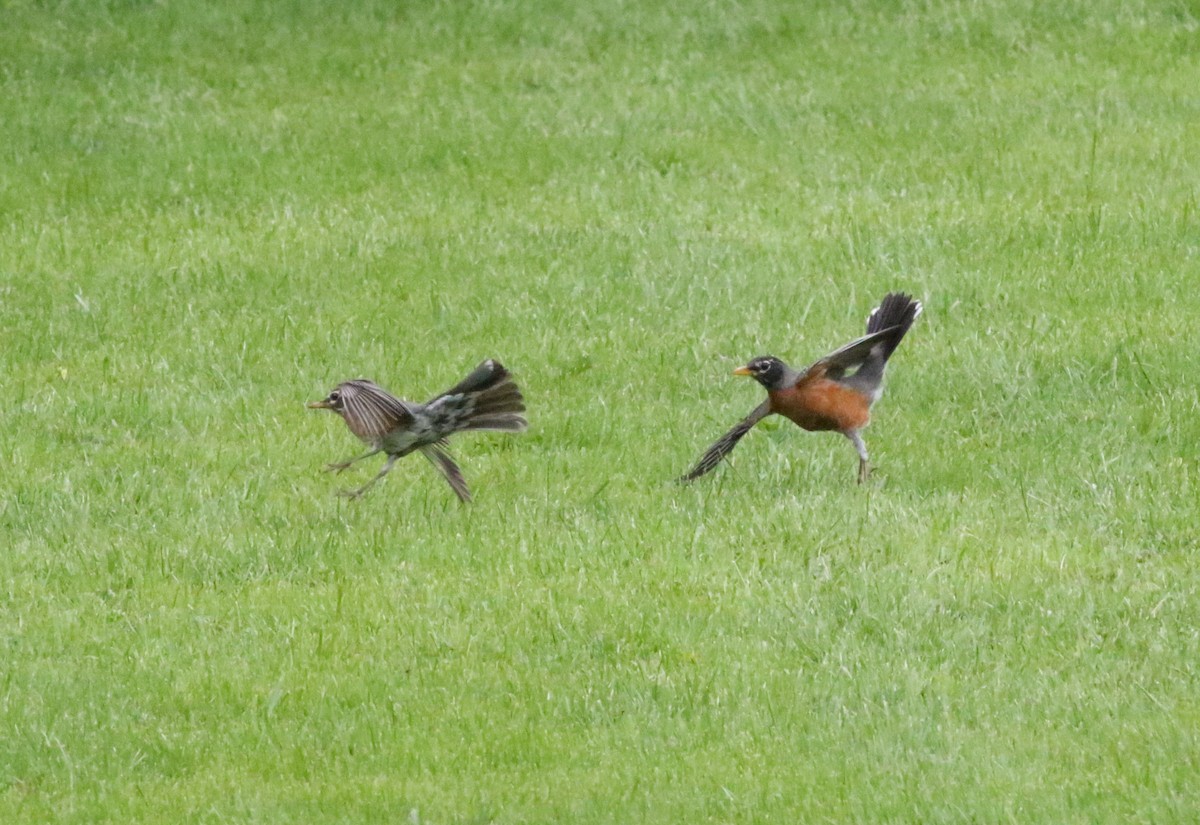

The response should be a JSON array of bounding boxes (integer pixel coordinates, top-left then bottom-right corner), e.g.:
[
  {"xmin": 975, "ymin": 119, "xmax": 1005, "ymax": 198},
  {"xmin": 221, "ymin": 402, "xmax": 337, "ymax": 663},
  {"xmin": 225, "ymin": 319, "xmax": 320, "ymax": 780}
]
[
  {"xmin": 681, "ymin": 292, "xmax": 922, "ymax": 484},
  {"xmin": 308, "ymin": 359, "xmax": 527, "ymax": 501}
]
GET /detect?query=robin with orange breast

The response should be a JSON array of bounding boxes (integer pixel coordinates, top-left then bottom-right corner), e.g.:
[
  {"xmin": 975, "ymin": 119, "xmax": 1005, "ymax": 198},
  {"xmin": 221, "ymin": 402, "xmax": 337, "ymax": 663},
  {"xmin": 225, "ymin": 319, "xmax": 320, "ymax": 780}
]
[{"xmin": 681, "ymin": 292, "xmax": 922, "ymax": 484}]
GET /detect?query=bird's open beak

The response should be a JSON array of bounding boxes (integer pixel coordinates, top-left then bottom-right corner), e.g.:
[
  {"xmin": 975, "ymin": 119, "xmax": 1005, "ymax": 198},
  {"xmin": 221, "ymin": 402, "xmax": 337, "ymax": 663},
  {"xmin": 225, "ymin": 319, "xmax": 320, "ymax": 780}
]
[
  {"xmin": 732, "ymin": 366, "xmax": 753, "ymax": 376},
  {"xmin": 307, "ymin": 399, "xmax": 332, "ymax": 409}
]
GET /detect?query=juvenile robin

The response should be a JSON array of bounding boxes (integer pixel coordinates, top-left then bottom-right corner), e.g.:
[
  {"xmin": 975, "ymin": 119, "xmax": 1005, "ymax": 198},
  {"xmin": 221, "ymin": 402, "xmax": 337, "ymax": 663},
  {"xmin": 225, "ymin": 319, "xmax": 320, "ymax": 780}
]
[
  {"xmin": 681, "ymin": 292, "xmax": 922, "ymax": 484},
  {"xmin": 309, "ymin": 359, "xmax": 526, "ymax": 501}
]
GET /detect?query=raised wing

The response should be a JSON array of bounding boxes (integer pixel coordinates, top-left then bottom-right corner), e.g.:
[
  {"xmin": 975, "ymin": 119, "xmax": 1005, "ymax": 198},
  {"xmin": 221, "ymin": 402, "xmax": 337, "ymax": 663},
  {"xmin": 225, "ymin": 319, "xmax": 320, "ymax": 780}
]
[
  {"xmin": 340, "ymin": 380, "xmax": 415, "ymax": 439},
  {"xmin": 679, "ymin": 400, "xmax": 772, "ymax": 483},
  {"xmin": 806, "ymin": 324, "xmax": 903, "ymax": 380}
]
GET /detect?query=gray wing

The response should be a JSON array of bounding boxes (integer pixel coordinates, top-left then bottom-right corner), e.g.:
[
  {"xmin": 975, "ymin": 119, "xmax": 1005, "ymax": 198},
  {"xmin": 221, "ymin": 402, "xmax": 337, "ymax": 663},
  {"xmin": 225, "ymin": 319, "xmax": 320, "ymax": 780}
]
[
  {"xmin": 421, "ymin": 443, "xmax": 472, "ymax": 502},
  {"xmin": 679, "ymin": 400, "xmax": 772, "ymax": 483},
  {"xmin": 341, "ymin": 380, "xmax": 415, "ymax": 439},
  {"xmin": 809, "ymin": 325, "xmax": 902, "ymax": 380}
]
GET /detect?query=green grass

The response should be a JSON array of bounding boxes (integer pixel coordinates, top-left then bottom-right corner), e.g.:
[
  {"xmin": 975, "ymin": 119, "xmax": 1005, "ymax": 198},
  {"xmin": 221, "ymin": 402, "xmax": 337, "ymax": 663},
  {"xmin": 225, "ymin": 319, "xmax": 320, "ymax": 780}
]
[{"xmin": 3, "ymin": 0, "xmax": 1200, "ymax": 821}]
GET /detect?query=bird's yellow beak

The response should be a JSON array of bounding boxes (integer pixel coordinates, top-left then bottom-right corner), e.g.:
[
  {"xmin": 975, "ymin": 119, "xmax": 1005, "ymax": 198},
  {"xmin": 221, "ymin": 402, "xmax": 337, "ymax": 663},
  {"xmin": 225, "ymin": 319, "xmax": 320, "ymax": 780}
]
[
  {"xmin": 732, "ymin": 366, "xmax": 753, "ymax": 376},
  {"xmin": 307, "ymin": 400, "xmax": 332, "ymax": 409}
]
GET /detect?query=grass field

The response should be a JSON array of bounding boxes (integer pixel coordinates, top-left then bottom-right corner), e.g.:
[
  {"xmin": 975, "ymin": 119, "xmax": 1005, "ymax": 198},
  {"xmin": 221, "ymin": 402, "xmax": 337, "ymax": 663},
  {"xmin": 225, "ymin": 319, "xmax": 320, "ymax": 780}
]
[{"xmin": 3, "ymin": 0, "xmax": 1200, "ymax": 821}]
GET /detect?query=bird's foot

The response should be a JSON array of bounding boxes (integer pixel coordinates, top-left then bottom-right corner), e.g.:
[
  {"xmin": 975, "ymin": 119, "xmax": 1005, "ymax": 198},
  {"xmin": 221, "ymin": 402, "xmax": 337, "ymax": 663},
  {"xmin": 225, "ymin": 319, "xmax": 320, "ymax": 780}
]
[
  {"xmin": 336, "ymin": 487, "xmax": 367, "ymax": 500},
  {"xmin": 325, "ymin": 461, "xmax": 353, "ymax": 474},
  {"xmin": 857, "ymin": 461, "xmax": 871, "ymax": 484}
]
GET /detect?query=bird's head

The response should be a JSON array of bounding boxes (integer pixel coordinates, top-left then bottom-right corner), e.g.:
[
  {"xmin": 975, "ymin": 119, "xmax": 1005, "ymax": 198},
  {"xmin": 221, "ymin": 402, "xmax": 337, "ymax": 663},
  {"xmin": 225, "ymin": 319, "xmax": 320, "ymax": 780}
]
[
  {"xmin": 733, "ymin": 356, "xmax": 787, "ymax": 389},
  {"xmin": 308, "ymin": 379, "xmax": 408, "ymax": 445},
  {"xmin": 308, "ymin": 384, "xmax": 348, "ymax": 415}
]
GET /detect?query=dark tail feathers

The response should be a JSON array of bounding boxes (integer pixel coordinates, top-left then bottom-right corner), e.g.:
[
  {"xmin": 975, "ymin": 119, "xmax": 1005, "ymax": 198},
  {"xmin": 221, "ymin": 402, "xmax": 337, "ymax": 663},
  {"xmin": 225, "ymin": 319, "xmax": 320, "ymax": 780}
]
[
  {"xmin": 866, "ymin": 292, "xmax": 922, "ymax": 362},
  {"xmin": 437, "ymin": 359, "xmax": 527, "ymax": 433}
]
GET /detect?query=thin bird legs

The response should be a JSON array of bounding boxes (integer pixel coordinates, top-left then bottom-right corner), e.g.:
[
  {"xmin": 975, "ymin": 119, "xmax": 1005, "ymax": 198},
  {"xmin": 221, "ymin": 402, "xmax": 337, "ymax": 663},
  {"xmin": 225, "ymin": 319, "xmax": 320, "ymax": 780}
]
[
  {"xmin": 325, "ymin": 447, "xmax": 393, "ymax": 498},
  {"xmin": 845, "ymin": 431, "xmax": 870, "ymax": 484},
  {"xmin": 325, "ymin": 447, "xmax": 381, "ymax": 474},
  {"xmin": 334, "ymin": 453, "xmax": 398, "ymax": 499}
]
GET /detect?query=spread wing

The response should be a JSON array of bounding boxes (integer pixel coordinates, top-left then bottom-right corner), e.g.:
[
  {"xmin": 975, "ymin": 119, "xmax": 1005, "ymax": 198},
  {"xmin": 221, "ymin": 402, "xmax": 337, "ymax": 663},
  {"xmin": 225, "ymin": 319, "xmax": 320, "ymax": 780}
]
[
  {"xmin": 340, "ymin": 380, "xmax": 415, "ymax": 439},
  {"xmin": 679, "ymin": 400, "xmax": 771, "ymax": 483},
  {"xmin": 806, "ymin": 325, "xmax": 902, "ymax": 380},
  {"xmin": 421, "ymin": 443, "xmax": 472, "ymax": 502}
]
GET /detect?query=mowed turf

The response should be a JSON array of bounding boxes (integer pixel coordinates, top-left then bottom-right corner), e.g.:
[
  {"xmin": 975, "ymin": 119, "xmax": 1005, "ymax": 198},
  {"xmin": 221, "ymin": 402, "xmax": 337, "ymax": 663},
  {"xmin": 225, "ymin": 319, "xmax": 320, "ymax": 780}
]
[{"xmin": 2, "ymin": 0, "xmax": 1199, "ymax": 821}]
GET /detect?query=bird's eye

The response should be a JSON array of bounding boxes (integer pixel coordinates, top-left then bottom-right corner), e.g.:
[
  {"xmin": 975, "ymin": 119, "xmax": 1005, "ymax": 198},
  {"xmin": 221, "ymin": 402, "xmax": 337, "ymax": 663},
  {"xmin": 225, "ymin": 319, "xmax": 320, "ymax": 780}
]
[{"xmin": 328, "ymin": 391, "xmax": 341, "ymax": 403}]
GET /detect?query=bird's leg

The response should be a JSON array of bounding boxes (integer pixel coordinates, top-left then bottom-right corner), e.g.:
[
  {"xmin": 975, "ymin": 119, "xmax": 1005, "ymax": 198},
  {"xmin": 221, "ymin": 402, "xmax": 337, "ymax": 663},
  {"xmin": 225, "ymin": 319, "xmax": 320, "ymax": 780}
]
[
  {"xmin": 338, "ymin": 454, "xmax": 397, "ymax": 499},
  {"xmin": 325, "ymin": 447, "xmax": 381, "ymax": 474},
  {"xmin": 846, "ymin": 431, "xmax": 870, "ymax": 484}
]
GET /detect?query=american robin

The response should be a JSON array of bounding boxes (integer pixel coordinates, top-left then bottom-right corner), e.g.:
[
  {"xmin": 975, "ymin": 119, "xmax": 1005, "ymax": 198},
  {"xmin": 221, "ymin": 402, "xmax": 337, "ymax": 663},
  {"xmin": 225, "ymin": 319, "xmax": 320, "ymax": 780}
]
[
  {"xmin": 681, "ymin": 292, "xmax": 922, "ymax": 484},
  {"xmin": 308, "ymin": 359, "xmax": 527, "ymax": 501}
]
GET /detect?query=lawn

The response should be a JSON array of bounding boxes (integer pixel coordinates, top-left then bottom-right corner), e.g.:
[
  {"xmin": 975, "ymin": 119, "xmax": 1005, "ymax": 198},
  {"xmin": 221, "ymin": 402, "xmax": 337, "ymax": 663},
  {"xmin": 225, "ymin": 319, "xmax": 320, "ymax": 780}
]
[{"xmin": 2, "ymin": 0, "xmax": 1199, "ymax": 821}]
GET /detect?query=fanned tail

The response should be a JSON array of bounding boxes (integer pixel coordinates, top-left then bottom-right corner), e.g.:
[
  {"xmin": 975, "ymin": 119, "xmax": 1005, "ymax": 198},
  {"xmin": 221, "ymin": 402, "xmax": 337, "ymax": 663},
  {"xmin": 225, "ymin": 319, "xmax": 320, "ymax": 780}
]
[
  {"xmin": 865, "ymin": 292, "xmax": 922, "ymax": 362},
  {"xmin": 428, "ymin": 359, "xmax": 528, "ymax": 435}
]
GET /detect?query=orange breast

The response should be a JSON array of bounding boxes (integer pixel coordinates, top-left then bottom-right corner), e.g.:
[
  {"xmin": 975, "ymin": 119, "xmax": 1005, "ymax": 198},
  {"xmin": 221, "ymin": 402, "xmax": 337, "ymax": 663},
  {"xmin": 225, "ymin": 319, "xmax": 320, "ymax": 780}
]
[{"xmin": 770, "ymin": 378, "xmax": 871, "ymax": 433}]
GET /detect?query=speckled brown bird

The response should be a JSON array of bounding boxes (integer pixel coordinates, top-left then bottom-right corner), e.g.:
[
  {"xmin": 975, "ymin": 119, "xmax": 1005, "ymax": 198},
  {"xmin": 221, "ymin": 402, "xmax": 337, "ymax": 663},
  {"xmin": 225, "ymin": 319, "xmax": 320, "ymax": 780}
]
[
  {"xmin": 681, "ymin": 292, "xmax": 922, "ymax": 484},
  {"xmin": 308, "ymin": 359, "xmax": 526, "ymax": 501}
]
